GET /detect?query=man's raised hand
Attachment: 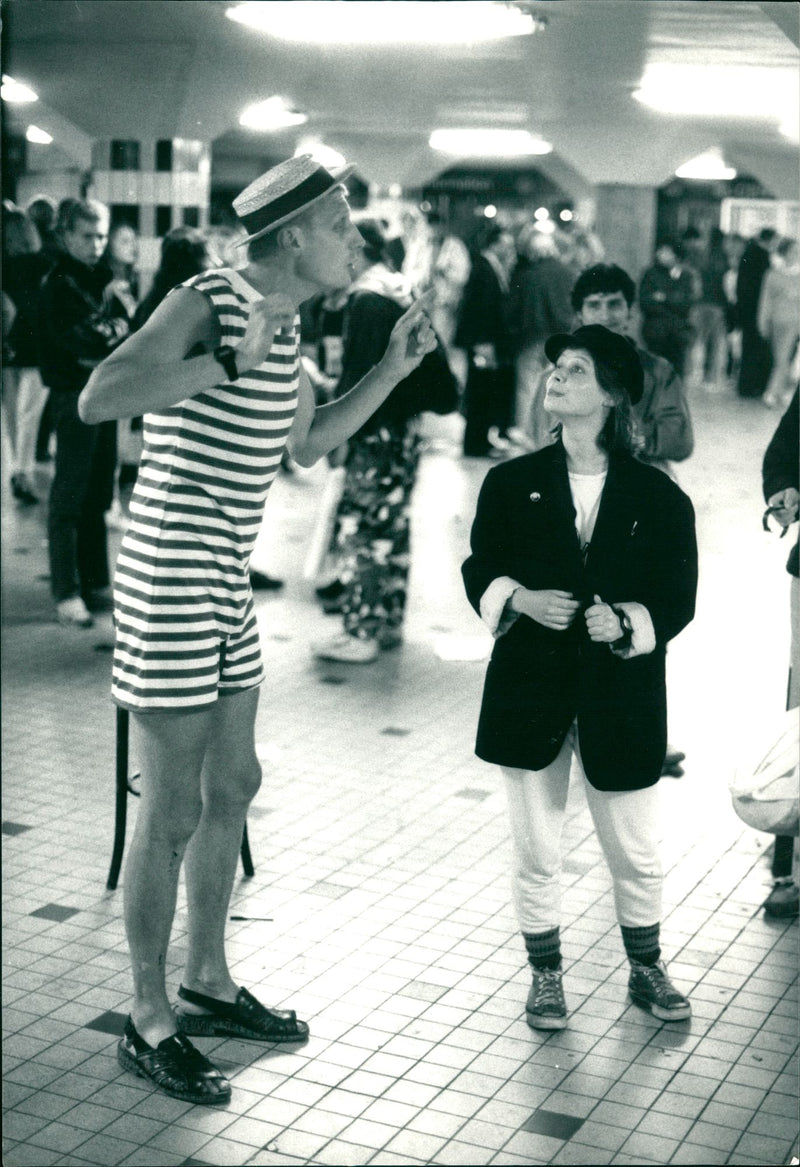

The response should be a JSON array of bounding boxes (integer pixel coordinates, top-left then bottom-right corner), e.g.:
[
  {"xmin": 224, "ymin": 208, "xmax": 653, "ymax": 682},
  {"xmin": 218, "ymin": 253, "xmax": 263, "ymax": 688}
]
[
  {"xmin": 235, "ymin": 294, "xmax": 296, "ymax": 373},
  {"xmin": 382, "ymin": 289, "xmax": 438, "ymax": 379}
]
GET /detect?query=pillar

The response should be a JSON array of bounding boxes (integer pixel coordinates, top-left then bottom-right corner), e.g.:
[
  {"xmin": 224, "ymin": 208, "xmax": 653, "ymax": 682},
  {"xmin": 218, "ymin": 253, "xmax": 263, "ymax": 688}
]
[
  {"xmin": 89, "ymin": 137, "xmax": 211, "ymax": 286},
  {"xmin": 594, "ymin": 185, "xmax": 657, "ymax": 284}
]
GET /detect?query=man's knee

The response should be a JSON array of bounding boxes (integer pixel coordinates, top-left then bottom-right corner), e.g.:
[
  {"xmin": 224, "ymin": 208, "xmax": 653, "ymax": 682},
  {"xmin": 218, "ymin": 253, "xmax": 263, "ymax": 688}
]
[
  {"xmin": 144, "ymin": 794, "xmax": 204, "ymax": 848},
  {"xmin": 206, "ymin": 755, "xmax": 262, "ymax": 811}
]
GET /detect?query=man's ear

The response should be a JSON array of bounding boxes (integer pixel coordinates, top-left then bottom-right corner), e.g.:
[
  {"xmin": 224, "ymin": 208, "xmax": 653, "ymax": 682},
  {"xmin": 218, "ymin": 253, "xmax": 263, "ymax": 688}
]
[{"xmin": 276, "ymin": 223, "xmax": 304, "ymax": 251}]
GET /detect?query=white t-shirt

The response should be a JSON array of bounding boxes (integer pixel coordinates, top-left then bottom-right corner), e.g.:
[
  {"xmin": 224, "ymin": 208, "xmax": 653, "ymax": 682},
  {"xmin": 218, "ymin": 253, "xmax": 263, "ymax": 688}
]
[{"xmin": 569, "ymin": 470, "xmax": 607, "ymax": 556}]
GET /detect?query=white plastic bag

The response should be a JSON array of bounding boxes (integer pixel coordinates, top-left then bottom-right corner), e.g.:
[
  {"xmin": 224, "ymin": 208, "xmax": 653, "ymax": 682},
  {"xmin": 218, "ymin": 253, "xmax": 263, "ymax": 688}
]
[{"xmin": 730, "ymin": 709, "xmax": 799, "ymax": 836}]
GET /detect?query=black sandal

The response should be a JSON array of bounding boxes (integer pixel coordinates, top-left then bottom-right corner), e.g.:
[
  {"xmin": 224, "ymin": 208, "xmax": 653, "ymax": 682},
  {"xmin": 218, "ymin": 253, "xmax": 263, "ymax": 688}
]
[
  {"xmin": 174, "ymin": 985, "xmax": 310, "ymax": 1043},
  {"xmin": 117, "ymin": 1016, "xmax": 231, "ymax": 1105}
]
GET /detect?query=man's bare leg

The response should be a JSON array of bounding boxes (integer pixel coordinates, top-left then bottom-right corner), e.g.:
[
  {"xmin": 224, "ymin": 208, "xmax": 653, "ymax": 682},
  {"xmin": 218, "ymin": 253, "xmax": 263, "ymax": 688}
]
[
  {"xmin": 123, "ymin": 705, "xmax": 214, "ymax": 1046},
  {"xmin": 181, "ymin": 686, "xmax": 262, "ymax": 1003}
]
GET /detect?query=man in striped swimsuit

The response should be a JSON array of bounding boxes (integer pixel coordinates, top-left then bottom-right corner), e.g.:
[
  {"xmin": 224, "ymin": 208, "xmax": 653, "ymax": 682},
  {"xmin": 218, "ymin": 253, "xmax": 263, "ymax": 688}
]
[{"xmin": 79, "ymin": 156, "xmax": 437, "ymax": 1105}]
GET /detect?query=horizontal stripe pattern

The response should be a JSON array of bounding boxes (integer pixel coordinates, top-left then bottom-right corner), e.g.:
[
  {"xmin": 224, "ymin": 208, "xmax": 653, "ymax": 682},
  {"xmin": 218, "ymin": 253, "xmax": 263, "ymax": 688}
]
[{"xmin": 112, "ymin": 267, "xmax": 296, "ymax": 710}]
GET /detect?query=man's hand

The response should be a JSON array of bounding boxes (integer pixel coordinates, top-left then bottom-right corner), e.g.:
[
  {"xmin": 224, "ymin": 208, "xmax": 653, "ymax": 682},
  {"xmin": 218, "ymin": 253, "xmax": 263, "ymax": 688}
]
[
  {"xmin": 512, "ymin": 587, "xmax": 581, "ymax": 631},
  {"xmin": 767, "ymin": 487, "xmax": 800, "ymax": 529},
  {"xmin": 235, "ymin": 294, "xmax": 296, "ymax": 373},
  {"xmin": 380, "ymin": 289, "xmax": 438, "ymax": 381},
  {"xmin": 585, "ymin": 594, "xmax": 624, "ymax": 643}
]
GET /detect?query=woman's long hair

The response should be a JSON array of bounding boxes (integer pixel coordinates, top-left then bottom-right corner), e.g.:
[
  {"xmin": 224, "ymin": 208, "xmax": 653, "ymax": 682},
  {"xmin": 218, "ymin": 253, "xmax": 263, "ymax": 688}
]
[
  {"xmin": 594, "ymin": 361, "xmax": 643, "ymax": 455},
  {"xmin": 133, "ymin": 227, "xmax": 210, "ymax": 331}
]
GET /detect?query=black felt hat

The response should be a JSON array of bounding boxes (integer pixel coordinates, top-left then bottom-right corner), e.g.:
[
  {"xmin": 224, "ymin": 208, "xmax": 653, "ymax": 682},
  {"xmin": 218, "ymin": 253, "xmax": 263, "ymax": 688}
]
[{"xmin": 544, "ymin": 324, "xmax": 644, "ymax": 405}]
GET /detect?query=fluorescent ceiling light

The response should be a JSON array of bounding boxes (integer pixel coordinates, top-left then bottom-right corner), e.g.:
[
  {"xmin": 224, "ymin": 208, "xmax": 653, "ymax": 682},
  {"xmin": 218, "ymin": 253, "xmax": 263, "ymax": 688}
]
[
  {"xmin": 26, "ymin": 124, "xmax": 53, "ymax": 144},
  {"xmin": 633, "ymin": 63, "xmax": 798, "ymax": 122},
  {"xmin": 429, "ymin": 129, "xmax": 552, "ymax": 157},
  {"xmin": 2, "ymin": 75, "xmax": 38, "ymax": 103},
  {"xmin": 227, "ymin": 2, "xmax": 539, "ymax": 44},
  {"xmin": 675, "ymin": 151, "xmax": 736, "ymax": 181},
  {"xmin": 239, "ymin": 96, "xmax": 307, "ymax": 131},
  {"xmin": 294, "ymin": 140, "xmax": 347, "ymax": 171}
]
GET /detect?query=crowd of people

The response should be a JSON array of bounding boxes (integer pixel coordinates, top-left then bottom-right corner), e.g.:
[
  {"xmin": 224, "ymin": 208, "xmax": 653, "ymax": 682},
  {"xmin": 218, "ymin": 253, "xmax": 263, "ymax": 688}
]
[{"xmin": 2, "ymin": 162, "xmax": 797, "ymax": 1103}]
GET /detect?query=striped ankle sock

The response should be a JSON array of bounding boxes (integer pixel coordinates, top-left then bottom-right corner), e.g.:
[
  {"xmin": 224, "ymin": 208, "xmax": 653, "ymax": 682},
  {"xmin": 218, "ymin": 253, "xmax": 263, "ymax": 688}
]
[
  {"xmin": 621, "ymin": 922, "xmax": 661, "ymax": 967},
  {"xmin": 523, "ymin": 927, "xmax": 561, "ymax": 971}
]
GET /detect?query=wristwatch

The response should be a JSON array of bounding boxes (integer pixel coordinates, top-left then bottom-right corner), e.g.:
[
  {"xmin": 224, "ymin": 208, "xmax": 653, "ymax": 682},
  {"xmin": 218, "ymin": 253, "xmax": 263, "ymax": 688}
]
[
  {"xmin": 610, "ymin": 604, "xmax": 634, "ymax": 651},
  {"xmin": 213, "ymin": 344, "xmax": 239, "ymax": 382}
]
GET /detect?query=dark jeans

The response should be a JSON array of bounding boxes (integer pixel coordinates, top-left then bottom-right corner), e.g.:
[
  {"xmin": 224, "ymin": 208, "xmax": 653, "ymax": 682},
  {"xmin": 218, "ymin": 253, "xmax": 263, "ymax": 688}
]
[
  {"xmin": 47, "ymin": 391, "xmax": 116, "ymax": 602},
  {"xmin": 737, "ymin": 325, "xmax": 772, "ymax": 398}
]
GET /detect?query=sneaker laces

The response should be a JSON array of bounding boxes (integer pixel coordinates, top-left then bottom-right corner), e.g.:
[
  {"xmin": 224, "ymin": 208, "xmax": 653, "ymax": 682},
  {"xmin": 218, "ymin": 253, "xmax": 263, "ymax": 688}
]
[
  {"xmin": 633, "ymin": 961, "xmax": 685, "ymax": 1007},
  {"xmin": 531, "ymin": 969, "xmax": 564, "ymax": 1011}
]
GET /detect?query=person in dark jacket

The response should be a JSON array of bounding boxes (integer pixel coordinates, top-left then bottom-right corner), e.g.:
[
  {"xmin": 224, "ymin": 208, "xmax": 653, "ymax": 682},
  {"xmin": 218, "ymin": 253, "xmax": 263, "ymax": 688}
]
[
  {"xmin": 454, "ymin": 223, "xmax": 516, "ymax": 456},
  {"xmin": 761, "ymin": 389, "xmax": 799, "ymax": 919},
  {"xmin": 463, "ymin": 325, "xmax": 697, "ymax": 1031},
  {"xmin": 2, "ymin": 206, "xmax": 52, "ymax": 504},
  {"xmin": 313, "ymin": 219, "xmax": 457, "ymax": 663},
  {"xmin": 39, "ymin": 197, "xmax": 130, "ymax": 626},
  {"xmin": 638, "ymin": 239, "xmax": 696, "ymax": 376},
  {"xmin": 736, "ymin": 227, "xmax": 776, "ymax": 398}
]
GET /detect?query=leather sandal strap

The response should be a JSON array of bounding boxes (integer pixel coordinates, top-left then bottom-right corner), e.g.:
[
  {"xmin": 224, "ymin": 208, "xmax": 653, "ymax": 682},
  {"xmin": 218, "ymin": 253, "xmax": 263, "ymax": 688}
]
[{"xmin": 178, "ymin": 985, "xmax": 298, "ymax": 1025}]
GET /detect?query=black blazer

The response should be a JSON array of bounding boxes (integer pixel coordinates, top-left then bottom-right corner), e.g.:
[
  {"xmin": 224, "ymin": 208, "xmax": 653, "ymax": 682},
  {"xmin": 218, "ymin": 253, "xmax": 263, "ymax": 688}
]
[{"xmin": 462, "ymin": 442, "xmax": 698, "ymax": 790}]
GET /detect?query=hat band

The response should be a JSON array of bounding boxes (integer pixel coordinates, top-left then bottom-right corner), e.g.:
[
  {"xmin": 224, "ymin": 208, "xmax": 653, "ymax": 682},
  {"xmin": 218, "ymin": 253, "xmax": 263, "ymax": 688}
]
[{"xmin": 237, "ymin": 167, "xmax": 338, "ymax": 236}]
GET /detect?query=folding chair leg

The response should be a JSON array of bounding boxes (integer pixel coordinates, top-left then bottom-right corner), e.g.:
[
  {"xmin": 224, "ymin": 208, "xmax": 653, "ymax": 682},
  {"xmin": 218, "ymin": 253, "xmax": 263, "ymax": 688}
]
[
  {"xmin": 240, "ymin": 821, "xmax": 254, "ymax": 878},
  {"xmin": 107, "ymin": 707, "xmax": 129, "ymax": 890}
]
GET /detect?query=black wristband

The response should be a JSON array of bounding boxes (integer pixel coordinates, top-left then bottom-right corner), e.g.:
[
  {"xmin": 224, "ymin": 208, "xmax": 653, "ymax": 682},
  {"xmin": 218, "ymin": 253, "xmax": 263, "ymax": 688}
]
[
  {"xmin": 213, "ymin": 344, "xmax": 239, "ymax": 382},
  {"xmin": 609, "ymin": 604, "xmax": 634, "ymax": 651}
]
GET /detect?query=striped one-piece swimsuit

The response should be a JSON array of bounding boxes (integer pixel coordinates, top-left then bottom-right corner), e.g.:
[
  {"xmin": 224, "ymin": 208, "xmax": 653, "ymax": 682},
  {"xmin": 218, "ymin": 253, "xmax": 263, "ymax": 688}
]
[{"xmin": 111, "ymin": 268, "xmax": 300, "ymax": 712}]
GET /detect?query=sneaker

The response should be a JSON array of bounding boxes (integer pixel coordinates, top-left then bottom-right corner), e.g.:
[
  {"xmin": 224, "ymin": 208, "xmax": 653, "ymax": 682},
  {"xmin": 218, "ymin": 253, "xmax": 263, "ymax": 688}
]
[
  {"xmin": 84, "ymin": 587, "xmax": 114, "ymax": 614},
  {"xmin": 57, "ymin": 597, "xmax": 94, "ymax": 628},
  {"xmin": 313, "ymin": 634, "xmax": 379, "ymax": 663},
  {"xmin": 763, "ymin": 879, "xmax": 799, "ymax": 919},
  {"xmin": 628, "ymin": 960, "xmax": 691, "ymax": 1021},
  {"xmin": 249, "ymin": 570, "xmax": 284, "ymax": 591},
  {"xmin": 10, "ymin": 473, "xmax": 39, "ymax": 505},
  {"xmin": 525, "ymin": 965, "xmax": 567, "ymax": 1030}
]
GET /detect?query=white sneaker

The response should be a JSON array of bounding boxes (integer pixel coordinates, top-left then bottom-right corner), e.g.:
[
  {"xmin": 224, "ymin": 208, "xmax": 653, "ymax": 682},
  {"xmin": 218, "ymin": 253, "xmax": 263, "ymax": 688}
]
[
  {"xmin": 57, "ymin": 597, "xmax": 94, "ymax": 628},
  {"xmin": 313, "ymin": 634, "xmax": 379, "ymax": 663}
]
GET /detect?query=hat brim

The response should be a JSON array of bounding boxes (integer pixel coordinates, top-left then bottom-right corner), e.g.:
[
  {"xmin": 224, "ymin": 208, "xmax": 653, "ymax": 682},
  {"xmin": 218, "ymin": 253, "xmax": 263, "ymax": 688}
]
[
  {"xmin": 543, "ymin": 332, "xmax": 643, "ymax": 405},
  {"xmin": 235, "ymin": 164, "xmax": 357, "ymax": 246}
]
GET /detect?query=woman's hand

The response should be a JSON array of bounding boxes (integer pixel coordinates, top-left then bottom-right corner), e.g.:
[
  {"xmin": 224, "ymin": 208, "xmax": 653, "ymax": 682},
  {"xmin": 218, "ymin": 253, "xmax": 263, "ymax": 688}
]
[
  {"xmin": 511, "ymin": 587, "xmax": 580, "ymax": 631},
  {"xmin": 585, "ymin": 594, "xmax": 624, "ymax": 643},
  {"xmin": 767, "ymin": 487, "xmax": 800, "ymax": 529},
  {"xmin": 380, "ymin": 289, "xmax": 438, "ymax": 381}
]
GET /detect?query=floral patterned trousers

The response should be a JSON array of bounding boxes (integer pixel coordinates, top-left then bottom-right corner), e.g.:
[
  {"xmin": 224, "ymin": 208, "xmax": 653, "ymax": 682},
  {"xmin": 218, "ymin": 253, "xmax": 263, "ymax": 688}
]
[{"xmin": 333, "ymin": 425, "xmax": 420, "ymax": 643}]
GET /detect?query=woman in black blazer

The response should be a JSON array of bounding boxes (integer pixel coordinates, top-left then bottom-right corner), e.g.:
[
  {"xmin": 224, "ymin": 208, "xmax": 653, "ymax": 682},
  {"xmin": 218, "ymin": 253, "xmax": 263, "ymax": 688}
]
[{"xmin": 462, "ymin": 325, "xmax": 698, "ymax": 1031}]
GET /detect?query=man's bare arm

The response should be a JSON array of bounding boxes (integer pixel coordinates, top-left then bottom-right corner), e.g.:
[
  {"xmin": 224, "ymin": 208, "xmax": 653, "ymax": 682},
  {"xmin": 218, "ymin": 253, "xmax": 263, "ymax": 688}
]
[
  {"xmin": 79, "ymin": 288, "xmax": 296, "ymax": 424},
  {"xmin": 289, "ymin": 291, "xmax": 437, "ymax": 467}
]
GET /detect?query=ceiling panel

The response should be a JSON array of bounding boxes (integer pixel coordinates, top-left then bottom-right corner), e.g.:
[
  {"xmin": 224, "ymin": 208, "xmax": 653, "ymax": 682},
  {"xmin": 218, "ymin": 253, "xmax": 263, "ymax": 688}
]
[{"xmin": 4, "ymin": 0, "xmax": 798, "ymax": 195}]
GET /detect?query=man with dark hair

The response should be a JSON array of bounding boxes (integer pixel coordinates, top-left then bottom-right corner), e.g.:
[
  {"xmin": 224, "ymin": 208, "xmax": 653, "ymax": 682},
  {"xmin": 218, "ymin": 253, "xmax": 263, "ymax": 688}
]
[
  {"xmin": 79, "ymin": 155, "xmax": 437, "ymax": 1104},
  {"xmin": 523, "ymin": 262, "xmax": 693, "ymax": 474},
  {"xmin": 455, "ymin": 223, "xmax": 517, "ymax": 456},
  {"xmin": 39, "ymin": 197, "xmax": 130, "ymax": 626}
]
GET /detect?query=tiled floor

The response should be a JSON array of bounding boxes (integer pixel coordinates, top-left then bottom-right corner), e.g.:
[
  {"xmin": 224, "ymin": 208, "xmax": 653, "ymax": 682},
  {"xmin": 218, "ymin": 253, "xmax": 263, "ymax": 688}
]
[{"xmin": 2, "ymin": 389, "xmax": 798, "ymax": 1167}]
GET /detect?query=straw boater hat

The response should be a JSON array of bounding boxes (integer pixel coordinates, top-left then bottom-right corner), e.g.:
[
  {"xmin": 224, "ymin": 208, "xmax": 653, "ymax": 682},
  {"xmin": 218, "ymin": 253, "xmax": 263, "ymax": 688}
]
[{"xmin": 232, "ymin": 154, "xmax": 355, "ymax": 244}]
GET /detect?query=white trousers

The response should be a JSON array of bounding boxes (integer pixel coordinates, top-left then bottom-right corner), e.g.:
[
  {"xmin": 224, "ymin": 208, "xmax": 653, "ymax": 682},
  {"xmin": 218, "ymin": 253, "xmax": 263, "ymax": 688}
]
[
  {"xmin": 1, "ymin": 366, "xmax": 48, "ymax": 477},
  {"xmin": 502, "ymin": 722, "xmax": 663, "ymax": 932}
]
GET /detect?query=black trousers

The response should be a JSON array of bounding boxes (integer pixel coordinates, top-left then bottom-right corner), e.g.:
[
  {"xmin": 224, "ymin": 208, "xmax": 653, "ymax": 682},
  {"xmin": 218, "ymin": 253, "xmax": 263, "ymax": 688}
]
[
  {"xmin": 462, "ymin": 363, "xmax": 514, "ymax": 457},
  {"xmin": 47, "ymin": 391, "xmax": 116, "ymax": 602},
  {"xmin": 737, "ymin": 326, "xmax": 772, "ymax": 398}
]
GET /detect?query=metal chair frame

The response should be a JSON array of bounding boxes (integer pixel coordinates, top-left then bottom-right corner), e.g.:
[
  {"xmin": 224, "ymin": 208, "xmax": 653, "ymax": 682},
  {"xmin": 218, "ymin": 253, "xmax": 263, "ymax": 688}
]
[{"xmin": 108, "ymin": 706, "xmax": 254, "ymax": 890}]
